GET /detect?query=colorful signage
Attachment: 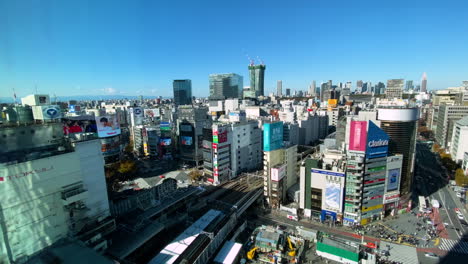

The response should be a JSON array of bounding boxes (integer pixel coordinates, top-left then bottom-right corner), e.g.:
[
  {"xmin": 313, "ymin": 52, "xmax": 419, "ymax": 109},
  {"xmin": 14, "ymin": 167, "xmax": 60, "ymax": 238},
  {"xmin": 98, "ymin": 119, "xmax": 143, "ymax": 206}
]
[
  {"xmin": 181, "ymin": 136, "xmax": 193, "ymax": 146},
  {"xmin": 271, "ymin": 165, "xmax": 286, "ymax": 182},
  {"xmin": 144, "ymin": 109, "xmax": 160, "ymax": 118},
  {"xmin": 311, "ymin": 169, "xmax": 345, "ymax": 177},
  {"xmin": 349, "ymin": 121, "xmax": 367, "ymax": 152},
  {"xmin": 161, "ymin": 122, "xmax": 171, "ymax": 131},
  {"xmin": 263, "ymin": 122, "xmax": 283, "ymax": 151},
  {"xmin": 324, "ymin": 182, "xmax": 342, "ymax": 211},
  {"xmin": 386, "ymin": 168, "xmax": 400, "ymax": 192},
  {"xmin": 95, "ymin": 115, "xmax": 121, "ymax": 138},
  {"xmin": 159, "ymin": 138, "xmax": 172, "ymax": 146},
  {"xmin": 366, "ymin": 121, "xmax": 389, "ymax": 158}
]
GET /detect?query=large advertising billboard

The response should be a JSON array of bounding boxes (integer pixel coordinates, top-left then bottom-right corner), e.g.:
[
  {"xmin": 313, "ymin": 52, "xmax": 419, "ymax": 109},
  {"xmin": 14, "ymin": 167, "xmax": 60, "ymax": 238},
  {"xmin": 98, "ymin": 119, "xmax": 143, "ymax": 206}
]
[
  {"xmin": 100, "ymin": 136, "xmax": 120, "ymax": 156},
  {"xmin": 213, "ymin": 130, "xmax": 228, "ymax": 144},
  {"xmin": 349, "ymin": 121, "xmax": 367, "ymax": 152},
  {"xmin": 95, "ymin": 115, "xmax": 121, "ymax": 138},
  {"xmin": 271, "ymin": 165, "xmax": 286, "ymax": 182},
  {"xmin": 263, "ymin": 122, "xmax": 283, "ymax": 151},
  {"xmin": 324, "ymin": 182, "xmax": 342, "ymax": 212},
  {"xmin": 366, "ymin": 121, "xmax": 389, "ymax": 158},
  {"xmin": 386, "ymin": 155, "xmax": 403, "ymax": 192},
  {"xmin": 159, "ymin": 138, "xmax": 171, "ymax": 146},
  {"xmin": 144, "ymin": 109, "xmax": 160, "ymax": 118},
  {"xmin": 181, "ymin": 136, "xmax": 193, "ymax": 146}
]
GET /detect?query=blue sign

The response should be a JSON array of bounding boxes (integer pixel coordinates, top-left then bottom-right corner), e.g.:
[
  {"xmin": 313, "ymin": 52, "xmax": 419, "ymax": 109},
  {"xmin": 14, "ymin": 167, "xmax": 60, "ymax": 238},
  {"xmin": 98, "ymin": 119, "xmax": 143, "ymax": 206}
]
[
  {"xmin": 311, "ymin": 169, "xmax": 345, "ymax": 177},
  {"xmin": 366, "ymin": 121, "xmax": 389, "ymax": 158},
  {"xmin": 263, "ymin": 122, "xmax": 283, "ymax": 151},
  {"xmin": 320, "ymin": 210, "xmax": 337, "ymax": 221},
  {"xmin": 344, "ymin": 217, "xmax": 356, "ymax": 223}
]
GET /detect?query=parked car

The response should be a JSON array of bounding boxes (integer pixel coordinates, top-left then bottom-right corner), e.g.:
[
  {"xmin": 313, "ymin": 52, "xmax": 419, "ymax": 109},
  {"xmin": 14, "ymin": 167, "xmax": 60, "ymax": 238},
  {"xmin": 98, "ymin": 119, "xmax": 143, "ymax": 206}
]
[{"xmin": 457, "ymin": 214, "xmax": 464, "ymax": 220}]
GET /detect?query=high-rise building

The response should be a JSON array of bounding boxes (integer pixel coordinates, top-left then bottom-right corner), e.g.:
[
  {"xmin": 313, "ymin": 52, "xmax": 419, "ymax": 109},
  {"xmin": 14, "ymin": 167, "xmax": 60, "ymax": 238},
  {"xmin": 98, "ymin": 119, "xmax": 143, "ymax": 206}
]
[
  {"xmin": 209, "ymin": 73, "xmax": 243, "ymax": 100},
  {"xmin": 375, "ymin": 82, "xmax": 385, "ymax": 95},
  {"xmin": 277, "ymin": 80, "xmax": 283, "ymax": 96},
  {"xmin": 435, "ymin": 105, "xmax": 468, "ymax": 149},
  {"xmin": 309, "ymin": 81, "xmax": 316, "ymax": 97},
  {"xmin": 421, "ymin": 72, "xmax": 427, "ymax": 93},
  {"xmin": 173, "ymin": 79, "xmax": 192, "ymax": 106},
  {"xmin": 377, "ymin": 107, "xmax": 419, "ymax": 195},
  {"xmin": 405, "ymin": 80, "xmax": 414, "ymax": 91},
  {"xmin": 450, "ymin": 116, "xmax": 468, "ymax": 163},
  {"xmin": 248, "ymin": 64, "xmax": 266, "ymax": 97},
  {"xmin": 356, "ymin": 80, "xmax": 363, "ymax": 93},
  {"xmin": 286, "ymin": 88, "xmax": 291, "ymax": 96},
  {"xmin": 385, "ymin": 79, "xmax": 404, "ymax": 99}
]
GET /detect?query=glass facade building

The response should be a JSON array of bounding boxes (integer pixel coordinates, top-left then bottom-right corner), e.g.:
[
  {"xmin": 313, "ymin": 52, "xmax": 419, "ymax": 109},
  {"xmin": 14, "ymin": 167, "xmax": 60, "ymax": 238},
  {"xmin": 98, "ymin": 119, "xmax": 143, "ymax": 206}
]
[
  {"xmin": 248, "ymin": 64, "xmax": 266, "ymax": 97},
  {"xmin": 209, "ymin": 73, "xmax": 243, "ymax": 100},
  {"xmin": 173, "ymin": 79, "xmax": 192, "ymax": 106}
]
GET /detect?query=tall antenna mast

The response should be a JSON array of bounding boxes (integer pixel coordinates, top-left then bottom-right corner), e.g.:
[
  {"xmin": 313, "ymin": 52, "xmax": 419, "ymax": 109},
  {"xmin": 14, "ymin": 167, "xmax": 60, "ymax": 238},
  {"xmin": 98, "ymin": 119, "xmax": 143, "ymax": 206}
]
[{"xmin": 12, "ymin": 88, "xmax": 17, "ymax": 104}]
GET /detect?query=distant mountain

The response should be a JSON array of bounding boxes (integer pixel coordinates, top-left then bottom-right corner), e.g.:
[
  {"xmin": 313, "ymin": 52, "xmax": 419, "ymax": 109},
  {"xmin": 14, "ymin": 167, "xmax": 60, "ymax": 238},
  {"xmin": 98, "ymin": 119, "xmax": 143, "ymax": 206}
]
[{"xmin": 0, "ymin": 95, "xmax": 166, "ymax": 104}]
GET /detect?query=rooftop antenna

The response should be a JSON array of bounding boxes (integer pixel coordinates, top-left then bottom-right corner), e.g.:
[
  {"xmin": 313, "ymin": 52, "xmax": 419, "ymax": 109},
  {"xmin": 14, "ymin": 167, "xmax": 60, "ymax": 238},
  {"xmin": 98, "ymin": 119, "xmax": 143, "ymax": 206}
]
[{"xmin": 245, "ymin": 53, "xmax": 254, "ymax": 66}]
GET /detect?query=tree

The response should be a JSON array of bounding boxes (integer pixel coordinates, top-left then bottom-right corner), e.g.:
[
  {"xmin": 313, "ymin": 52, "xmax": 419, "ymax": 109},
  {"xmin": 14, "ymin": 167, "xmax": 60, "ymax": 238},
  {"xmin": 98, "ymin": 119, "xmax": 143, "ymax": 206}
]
[
  {"xmin": 124, "ymin": 142, "xmax": 134, "ymax": 154},
  {"xmin": 117, "ymin": 160, "xmax": 137, "ymax": 178},
  {"xmin": 188, "ymin": 169, "xmax": 202, "ymax": 182},
  {"xmin": 455, "ymin": 168, "xmax": 467, "ymax": 186}
]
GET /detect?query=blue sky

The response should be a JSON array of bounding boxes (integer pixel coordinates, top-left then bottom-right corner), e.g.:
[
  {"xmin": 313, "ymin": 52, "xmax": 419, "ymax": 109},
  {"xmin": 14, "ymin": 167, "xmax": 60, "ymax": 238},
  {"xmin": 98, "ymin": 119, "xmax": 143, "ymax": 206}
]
[{"xmin": 1, "ymin": 0, "xmax": 467, "ymax": 98}]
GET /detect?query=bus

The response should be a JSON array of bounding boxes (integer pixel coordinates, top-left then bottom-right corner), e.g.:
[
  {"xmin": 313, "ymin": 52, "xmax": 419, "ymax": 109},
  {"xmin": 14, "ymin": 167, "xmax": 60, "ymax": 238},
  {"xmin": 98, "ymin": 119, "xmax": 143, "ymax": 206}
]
[{"xmin": 419, "ymin": 196, "xmax": 429, "ymax": 213}]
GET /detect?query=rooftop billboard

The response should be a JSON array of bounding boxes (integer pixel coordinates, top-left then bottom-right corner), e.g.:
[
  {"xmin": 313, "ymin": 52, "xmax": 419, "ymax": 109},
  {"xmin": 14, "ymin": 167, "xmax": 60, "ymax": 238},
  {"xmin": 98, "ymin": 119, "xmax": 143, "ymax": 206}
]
[
  {"xmin": 263, "ymin": 122, "xmax": 283, "ymax": 151},
  {"xmin": 349, "ymin": 121, "xmax": 367, "ymax": 152},
  {"xmin": 95, "ymin": 115, "xmax": 121, "ymax": 138},
  {"xmin": 366, "ymin": 121, "xmax": 389, "ymax": 158}
]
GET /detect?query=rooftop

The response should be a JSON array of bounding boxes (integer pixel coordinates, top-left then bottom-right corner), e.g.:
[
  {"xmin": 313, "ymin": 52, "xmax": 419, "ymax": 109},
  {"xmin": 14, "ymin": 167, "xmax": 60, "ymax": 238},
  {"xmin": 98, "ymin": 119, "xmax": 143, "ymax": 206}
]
[{"xmin": 456, "ymin": 116, "xmax": 468, "ymax": 126}]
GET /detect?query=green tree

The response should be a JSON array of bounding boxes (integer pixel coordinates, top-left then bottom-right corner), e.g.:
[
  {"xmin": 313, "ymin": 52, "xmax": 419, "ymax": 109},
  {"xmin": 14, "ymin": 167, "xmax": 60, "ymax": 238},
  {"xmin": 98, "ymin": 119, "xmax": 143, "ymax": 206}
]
[
  {"xmin": 188, "ymin": 169, "xmax": 202, "ymax": 182},
  {"xmin": 118, "ymin": 160, "xmax": 137, "ymax": 178},
  {"xmin": 455, "ymin": 168, "xmax": 467, "ymax": 186}
]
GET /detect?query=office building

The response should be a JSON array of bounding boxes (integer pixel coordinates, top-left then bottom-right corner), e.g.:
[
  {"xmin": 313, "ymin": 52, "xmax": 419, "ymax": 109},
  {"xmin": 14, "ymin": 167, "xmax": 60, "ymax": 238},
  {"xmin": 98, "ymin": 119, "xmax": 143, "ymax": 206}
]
[
  {"xmin": 377, "ymin": 107, "xmax": 419, "ymax": 195},
  {"xmin": 385, "ymin": 79, "xmax": 404, "ymax": 99},
  {"xmin": 421, "ymin": 72, "xmax": 427, "ymax": 93},
  {"xmin": 0, "ymin": 124, "xmax": 115, "ymax": 263},
  {"xmin": 309, "ymin": 81, "xmax": 316, "ymax": 97},
  {"xmin": 405, "ymin": 80, "xmax": 413, "ymax": 91},
  {"xmin": 435, "ymin": 105, "xmax": 468, "ymax": 149},
  {"xmin": 248, "ymin": 64, "xmax": 266, "ymax": 97},
  {"xmin": 173, "ymin": 79, "xmax": 192, "ymax": 106},
  {"xmin": 286, "ymin": 88, "xmax": 291, "ymax": 97},
  {"xmin": 277, "ymin": 80, "xmax": 283, "ymax": 96},
  {"xmin": 209, "ymin": 73, "xmax": 243, "ymax": 100},
  {"xmin": 375, "ymin": 82, "xmax": 385, "ymax": 95},
  {"xmin": 450, "ymin": 116, "xmax": 468, "ymax": 164},
  {"xmin": 177, "ymin": 105, "xmax": 211, "ymax": 165},
  {"xmin": 356, "ymin": 80, "xmax": 363, "ymax": 93}
]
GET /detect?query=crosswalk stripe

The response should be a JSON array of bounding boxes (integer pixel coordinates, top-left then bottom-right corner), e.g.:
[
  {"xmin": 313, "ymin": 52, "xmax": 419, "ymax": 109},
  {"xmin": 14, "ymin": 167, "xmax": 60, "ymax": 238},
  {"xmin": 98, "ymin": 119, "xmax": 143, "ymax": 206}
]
[{"xmin": 439, "ymin": 238, "xmax": 468, "ymax": 254}]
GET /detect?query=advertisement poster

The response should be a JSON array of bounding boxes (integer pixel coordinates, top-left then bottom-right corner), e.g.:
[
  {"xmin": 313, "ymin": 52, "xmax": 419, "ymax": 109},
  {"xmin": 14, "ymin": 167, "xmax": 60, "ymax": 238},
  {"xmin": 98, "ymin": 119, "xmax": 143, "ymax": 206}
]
[
  {"xmin": 263, "ymin": 122, "xmax": 284, "ymax": 151},
  {"xmin": 271, "ymin": 165, "xmax": 286, "ymax": 182},
  {"xmin": 324, "ymin": 182, "xmax": 342, "ymax": 211},
  {"xmin": 349, "ymin": 121, "xmax": 367, "ymax": 152},
  {"xmin": 386, "ymin": 168, "xmax": 400, "ymax": 192},
  {"xmin": 159, "ymin": 138, "xmax": 172, "ymax": 146},
  {"xmin": 366, "ymin": 121, "xmax": 389, "ymax": 158},
  {"xmin": 95, "ymin": 115, "xmax": 121, "ymax": 138},
  {"xmin": 181, "ymin": 136, "xmax": 193, "ymax": 145},
  {"xmin": 144, "ymin": 109, "xmax": 160, "ymax": 118}
]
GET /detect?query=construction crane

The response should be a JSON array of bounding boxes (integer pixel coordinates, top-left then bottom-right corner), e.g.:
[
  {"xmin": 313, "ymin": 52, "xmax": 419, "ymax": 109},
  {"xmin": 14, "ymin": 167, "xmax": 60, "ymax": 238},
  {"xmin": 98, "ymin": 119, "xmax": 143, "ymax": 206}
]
[
  {"xmin": 287, "ymin": 236, "xmax": 296, "ymax": 257},
  {"xmin": 247, "ymin": 246, "xmax": 258, "ymax": 260}
]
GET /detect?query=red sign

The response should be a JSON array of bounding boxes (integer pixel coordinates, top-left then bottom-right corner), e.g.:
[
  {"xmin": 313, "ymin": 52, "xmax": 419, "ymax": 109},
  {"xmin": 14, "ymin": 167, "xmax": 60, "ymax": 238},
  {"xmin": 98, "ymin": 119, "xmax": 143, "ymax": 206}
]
[
  {"xmin": 0, "ymin": 177, "xmax": 4, "ymax": 182},
  {"xmin": 349, "ymin": 121, "xmax": 367, "ymax": 152},
  {"xmin": 207, "ymin": 178, "xmax": 214, "ymax": 183},
  {"xmin": 218, "ymin": 131, "xmax": 228, "ymax": 143},
  {"xmin": 212, "ymin": 143, "xmax": 218, "ymax": 149},
  {"xmin": 3, "ymin": 166, "xmax": 54, "ymax": 182}
]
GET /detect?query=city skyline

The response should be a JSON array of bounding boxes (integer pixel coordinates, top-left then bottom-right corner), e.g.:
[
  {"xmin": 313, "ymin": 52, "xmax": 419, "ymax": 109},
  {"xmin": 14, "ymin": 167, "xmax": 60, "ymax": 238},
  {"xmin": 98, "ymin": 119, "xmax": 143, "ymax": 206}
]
[{"xmin": 1, "ymin": 0, "xmax": 468, "ymax": 98}]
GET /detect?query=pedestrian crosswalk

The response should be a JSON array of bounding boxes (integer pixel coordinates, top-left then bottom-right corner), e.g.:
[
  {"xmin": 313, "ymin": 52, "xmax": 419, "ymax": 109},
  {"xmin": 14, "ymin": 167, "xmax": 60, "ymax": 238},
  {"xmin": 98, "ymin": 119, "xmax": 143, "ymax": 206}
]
[{"xmin": 439, "ymin": 238, "xmax": 468, "ymax": 254}]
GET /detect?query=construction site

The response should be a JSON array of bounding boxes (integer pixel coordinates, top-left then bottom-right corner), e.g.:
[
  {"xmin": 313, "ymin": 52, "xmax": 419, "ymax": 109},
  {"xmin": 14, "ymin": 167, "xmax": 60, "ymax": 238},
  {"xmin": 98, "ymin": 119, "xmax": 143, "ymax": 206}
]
[{"xmin": 245, "ymin": 225, "xmax": 306, "ymax": 264}]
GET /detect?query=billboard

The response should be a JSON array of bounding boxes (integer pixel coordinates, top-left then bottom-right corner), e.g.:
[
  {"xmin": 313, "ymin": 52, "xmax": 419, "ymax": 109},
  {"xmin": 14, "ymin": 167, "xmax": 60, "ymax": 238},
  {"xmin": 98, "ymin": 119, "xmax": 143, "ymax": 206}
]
[
  {"xmin": 263, "ymin": 122, "xmax": 283, "ymax": 151},
  {"xmin": 161, "ymin": 121, "xmax": 171, "ymax": 131},
  {"xmin": 144, "ymin": 109, "xmax": 160, "ymax": 118},
  {"xmin": 366, "ymin": 121, "xmax": 389, "ymax": 158},
  {"xmin": 181, "ymin": 136, "xmax": 193, "ymax": 146},
  {"xmin": 130, "ymin": 107, "xmax": 143, "ymax": 126},
  {"xmin": 349, "ymin": 121, "xmax": 367, "ymax": 152},
  {"xmin": 213, "ymin": 130, "xmax": 228, "ymax": 143},
  {"xmin": 386, "ymin": 155, "xmax": 403, "ymax": 192},
  {"xmin": 271, "ymin": 165, "xmax": 286, "ymax": 182},
  {"xmin": 180, "ymin": 124, "xmax": 192, "ymax": 132},
  {"xmin": 324, "ymin": 182, "xmax": 342, "ymax": 212},
  {"xmin": 159, "ymin": 138, "xmax": 171, "ymax": 146},
  {"xmin": 100, "ymin": 136, "xmax": 120, "ymax": 156},
  {"xmin": 69, "ymin": 105, "xmax": 81, "ymax": 113},
  {"xmin": 95, "ymin": 115, "xmax": 121, "ymax": 138}
]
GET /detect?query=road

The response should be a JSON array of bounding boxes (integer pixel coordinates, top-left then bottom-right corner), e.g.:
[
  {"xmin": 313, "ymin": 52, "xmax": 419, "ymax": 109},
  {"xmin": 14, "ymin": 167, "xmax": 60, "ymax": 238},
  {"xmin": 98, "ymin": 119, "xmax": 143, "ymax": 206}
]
[{"xmin": 415, "ymin": 142, "xmax": 468, "ymax": 241}]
